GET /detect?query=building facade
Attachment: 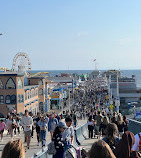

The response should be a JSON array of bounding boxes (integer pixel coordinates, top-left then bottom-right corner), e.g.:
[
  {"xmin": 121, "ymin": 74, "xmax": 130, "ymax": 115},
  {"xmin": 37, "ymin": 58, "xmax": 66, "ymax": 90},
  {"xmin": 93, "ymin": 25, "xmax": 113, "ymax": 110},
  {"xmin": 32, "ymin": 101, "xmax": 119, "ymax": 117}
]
[
  {"xmin": 0, "ymin": 72, "xmax": 39, "ymax": 117},
  {"xmin": 28, "ymin": 77, "xmax": 46, "ymax": 113}
]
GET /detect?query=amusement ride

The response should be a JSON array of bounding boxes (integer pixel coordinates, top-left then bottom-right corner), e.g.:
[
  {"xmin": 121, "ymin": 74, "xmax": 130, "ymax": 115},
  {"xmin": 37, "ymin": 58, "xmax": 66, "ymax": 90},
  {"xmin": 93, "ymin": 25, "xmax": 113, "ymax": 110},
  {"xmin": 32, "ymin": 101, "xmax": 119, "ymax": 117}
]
[{"xmin": 12, "ymin": 52, "xmax": 31, "ymax": 76}]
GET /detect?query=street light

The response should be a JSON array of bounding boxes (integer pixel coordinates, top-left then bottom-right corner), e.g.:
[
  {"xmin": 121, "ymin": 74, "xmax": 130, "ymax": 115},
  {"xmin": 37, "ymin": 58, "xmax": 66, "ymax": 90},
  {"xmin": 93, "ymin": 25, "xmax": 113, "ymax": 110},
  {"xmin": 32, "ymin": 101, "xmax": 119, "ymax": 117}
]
[
  {"xmin": 69, "ymin": 89, "xmax": 70, "ymax": 113},
  {"xmin": 116, "ymin": 71, "xmax": 120, "ymax": 113}
]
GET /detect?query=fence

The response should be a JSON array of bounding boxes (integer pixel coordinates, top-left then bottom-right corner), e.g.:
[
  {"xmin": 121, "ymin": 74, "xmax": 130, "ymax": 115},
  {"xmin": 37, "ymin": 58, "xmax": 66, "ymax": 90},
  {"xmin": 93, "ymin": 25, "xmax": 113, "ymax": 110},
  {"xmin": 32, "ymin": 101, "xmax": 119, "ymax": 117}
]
[
  {"xmin": 128, "ymin": 118, "xmax": 141, "ymax": 135},
  {"xmin": 75, "ymin": 125, "xmax": 85, "ymax": 145}
]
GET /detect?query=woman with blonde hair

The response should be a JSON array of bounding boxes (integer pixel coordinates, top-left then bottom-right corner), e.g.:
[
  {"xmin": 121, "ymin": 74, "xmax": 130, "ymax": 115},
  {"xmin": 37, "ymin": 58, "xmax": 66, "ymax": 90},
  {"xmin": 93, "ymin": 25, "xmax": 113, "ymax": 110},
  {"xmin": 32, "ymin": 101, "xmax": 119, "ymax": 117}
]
[
  {"xmin": 6, "ymin": 115, "xmax": 16, "ymax": 140},
  {"xmin": 48, "ymin": 114, "xmax": 58, "ymax": 140},
  {"xmin": 117, "ymin": 115, "xmax": 125, "ymax": 137},
  {"xmin": 88, "ymin": 140, "xmax": 115, "ymax": 158},
  {"xmin": 1, "ymin": 139, "xmax": 25, "ymax": 158},
  {"xmin": 99, "ymin": 116, "xmax": 109, "ymax": 136}
]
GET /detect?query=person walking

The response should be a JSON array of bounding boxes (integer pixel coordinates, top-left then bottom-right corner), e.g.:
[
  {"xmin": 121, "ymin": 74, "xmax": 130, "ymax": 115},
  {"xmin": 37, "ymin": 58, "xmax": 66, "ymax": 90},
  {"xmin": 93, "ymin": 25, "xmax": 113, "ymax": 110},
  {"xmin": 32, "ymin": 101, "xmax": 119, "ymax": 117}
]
[
  {"xmin": 95, "ymin": 111, "xmax": 103, "ymax": 138},
  {"xmin": 48, "ymin": 114, "xmax": 58, "ymax": 140},
  {"xmin": 6, "ymin": 115, "xmax": 16, "ymax": 140},
  {"xmin": 123, "ymin": 115, "xmax": 129, "ymax": 132},
  {"xmin": 14, "ymin": 115, "xmax": 21, "ymax": 136},
  {"xmin": 88, "ymin": 115, "xmax": 94, "ymax": 139},
  {"xmin": 0, "ymin": 119, "xmax": 6, "ymax": 142},
  {"xmin": 21, "ymin": 110, "xmax": 33, "ymax": 149},
  {"xmin": 99, "ymin": 116, "xmax": 109, "ymax": 136},
  {"xmin": 132, "ymin": 131, "xmax": 141, "ymax": 151},
  {"xmin": 62, "ymin": 117, "xmax": 74, "ymax": 150},
  {"xmin": 52, "ymin": 121, "xmax": 67, "ymax": 158},
  {"xmin": 29, "ymin": 112, "xmax": 34, "ymax": 138},
  {"xmin": 34, "ymin": 112, "xmax": 41, "ymax": 146},
  {"xmin": 72, "ymin": 112, "xmax": 77, "ymax": 127},
  {"xmin": 38, "ymin": 116, "xmax": 48, "ymax": 147},
  {"xmin": 117, "ymin": 115, "xmax": 125, "ymax": 138}
]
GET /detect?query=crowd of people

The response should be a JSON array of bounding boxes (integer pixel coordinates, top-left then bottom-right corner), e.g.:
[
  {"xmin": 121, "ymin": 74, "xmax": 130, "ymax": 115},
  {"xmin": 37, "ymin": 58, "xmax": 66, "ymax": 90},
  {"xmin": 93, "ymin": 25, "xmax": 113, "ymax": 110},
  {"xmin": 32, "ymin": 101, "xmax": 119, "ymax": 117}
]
[
  {"xmin": 0, "ymin": 109, "xmax": 75, "ymax": 158},
  {"xmin": 1, "ymin": 79, "xmax": 141, "ymax": 158},
  {"xmin": 87, "ymin": 110, "xmax": 129, "ymax": 139},
  {"xmin": 1, "ymin": 108, "xmax": 141, "ymax": 158},
  {"xmin": 1, "ymin": 106, "xmax": 141, "ymax": 158},
  {"xmin": 86, "ymin": 107, "xmax": 141, "ymax": 158}
]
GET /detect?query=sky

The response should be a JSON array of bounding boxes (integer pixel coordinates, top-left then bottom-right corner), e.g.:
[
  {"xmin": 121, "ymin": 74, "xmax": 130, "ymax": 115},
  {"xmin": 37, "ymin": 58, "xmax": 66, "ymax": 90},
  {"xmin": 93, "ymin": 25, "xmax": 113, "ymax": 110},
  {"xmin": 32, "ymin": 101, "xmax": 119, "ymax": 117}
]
[{"xmin": 0, "ymin": 0, "xmax": 141, "ymax": 70}]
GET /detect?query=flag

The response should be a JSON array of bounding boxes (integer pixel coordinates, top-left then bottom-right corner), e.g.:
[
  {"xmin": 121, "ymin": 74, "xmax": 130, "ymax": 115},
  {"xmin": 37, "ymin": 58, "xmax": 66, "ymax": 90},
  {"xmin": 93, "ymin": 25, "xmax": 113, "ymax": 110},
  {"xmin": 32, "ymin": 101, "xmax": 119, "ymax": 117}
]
[{"xmin": 93, "ymin": 59, "xmax": 96, "ymax": 62}]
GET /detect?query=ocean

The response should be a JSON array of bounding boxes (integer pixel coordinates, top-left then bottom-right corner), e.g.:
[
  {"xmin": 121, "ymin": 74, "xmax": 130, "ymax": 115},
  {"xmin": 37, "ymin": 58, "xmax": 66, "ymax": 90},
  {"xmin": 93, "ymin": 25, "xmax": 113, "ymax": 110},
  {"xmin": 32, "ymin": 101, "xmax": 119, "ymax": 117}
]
[{"xmin": 31, "ymin": 70, "xmax": 141, "ymax": 88}]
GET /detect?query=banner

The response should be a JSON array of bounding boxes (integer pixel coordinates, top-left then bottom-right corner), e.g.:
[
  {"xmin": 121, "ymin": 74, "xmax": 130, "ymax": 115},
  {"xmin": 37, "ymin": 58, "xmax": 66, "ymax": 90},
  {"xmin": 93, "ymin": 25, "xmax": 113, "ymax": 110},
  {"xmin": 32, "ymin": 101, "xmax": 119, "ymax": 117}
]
[{"xmin": 136, "ymin": 111, "xmax": 141, "ymax": 119}]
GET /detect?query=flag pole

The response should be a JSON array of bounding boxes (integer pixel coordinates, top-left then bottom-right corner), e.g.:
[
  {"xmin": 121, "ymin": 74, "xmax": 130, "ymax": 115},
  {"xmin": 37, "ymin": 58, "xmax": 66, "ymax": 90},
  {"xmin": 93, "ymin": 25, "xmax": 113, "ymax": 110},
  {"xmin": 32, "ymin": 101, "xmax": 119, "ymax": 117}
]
[{"xmin": 93, "ymin": 59, "xmax": 97, "ymax": 70}]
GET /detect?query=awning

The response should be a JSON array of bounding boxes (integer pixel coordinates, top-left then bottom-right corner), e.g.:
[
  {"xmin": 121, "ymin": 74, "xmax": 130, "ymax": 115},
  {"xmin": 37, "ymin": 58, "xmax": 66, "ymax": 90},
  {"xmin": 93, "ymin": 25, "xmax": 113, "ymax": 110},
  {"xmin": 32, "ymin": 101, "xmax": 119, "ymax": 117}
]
[{"xmin": 50, "ymin": 98, "xmax": 61, "ymax": 100}]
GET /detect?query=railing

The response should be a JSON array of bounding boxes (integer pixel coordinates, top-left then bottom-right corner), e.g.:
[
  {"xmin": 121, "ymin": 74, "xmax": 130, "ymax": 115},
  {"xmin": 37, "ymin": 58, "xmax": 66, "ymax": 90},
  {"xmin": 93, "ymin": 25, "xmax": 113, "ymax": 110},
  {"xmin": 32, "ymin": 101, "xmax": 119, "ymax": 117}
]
[
  {"xmin": 33, "ymin": 118, "xmax": 141, "ymax": 158},
  {"xmin": 33, "ymin": 146, "xmax": 52, "ymax": 158},
  {"xmin": 128, "ymin": 118, "xmax": 141, "ymax": 135},
  {"xmin": 33, "ymin": 119, "xmax": 141, "ymax": 158},
  {"xmin": 33, "ymin": 123, "xmax": 88, "ymax": 158},
  {"xmin": 75, "ymin": 124, "xmax": 87, "ymax": 145}
]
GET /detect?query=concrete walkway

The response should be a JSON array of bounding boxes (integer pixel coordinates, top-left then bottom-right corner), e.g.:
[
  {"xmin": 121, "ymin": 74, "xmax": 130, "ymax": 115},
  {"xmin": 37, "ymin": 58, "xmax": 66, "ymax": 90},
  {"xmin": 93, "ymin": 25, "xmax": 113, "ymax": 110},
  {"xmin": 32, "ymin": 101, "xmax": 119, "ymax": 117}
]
[
  {"xmin": 0, "ymin": 119, "xmax": 87, "ymax": 158},
  {"xmin": 80, "ymin": 137, "xmax": 100, "ymax": 152}
]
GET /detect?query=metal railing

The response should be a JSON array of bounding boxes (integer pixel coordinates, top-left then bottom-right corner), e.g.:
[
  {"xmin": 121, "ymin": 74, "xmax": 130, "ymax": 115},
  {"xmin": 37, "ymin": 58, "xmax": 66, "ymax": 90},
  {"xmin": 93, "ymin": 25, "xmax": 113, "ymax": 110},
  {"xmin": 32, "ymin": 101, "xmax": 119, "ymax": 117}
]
[{"xmin": 128, "ymin": 118, "xmax": 141, "ymax": 135}]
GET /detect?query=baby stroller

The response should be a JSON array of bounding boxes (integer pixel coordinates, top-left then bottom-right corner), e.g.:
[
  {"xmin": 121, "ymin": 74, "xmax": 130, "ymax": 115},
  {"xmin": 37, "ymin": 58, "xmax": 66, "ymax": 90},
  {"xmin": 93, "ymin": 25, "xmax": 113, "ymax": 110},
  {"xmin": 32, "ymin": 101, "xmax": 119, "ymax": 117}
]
[
  {"xmin": 93, "ymin": 125, "xmax": 99, "ymax": 139},
  {"xmin": 65, "ymin": 145, "xmax": 87, "ymax": 158}
]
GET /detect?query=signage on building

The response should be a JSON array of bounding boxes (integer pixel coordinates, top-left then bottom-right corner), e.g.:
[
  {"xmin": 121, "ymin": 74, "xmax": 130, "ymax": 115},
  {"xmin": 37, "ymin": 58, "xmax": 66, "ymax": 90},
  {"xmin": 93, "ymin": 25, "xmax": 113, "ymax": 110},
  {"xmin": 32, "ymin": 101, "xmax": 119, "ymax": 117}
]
[
  {"xmin": 7, "ymin": 105, "xmax": 15, "ymax": 112},
  {"xmin": 110, "ymin": 104, "xmax": 113, "ymax": 110},
  {"xmin": 136, "ymin": 111, "xmax": 141, "ymax": 119},
  {"xmin": 106, "ymin": 95, "xmax": 109, "ymax": 99},
  {"xmin": 115, "ymin": 96, "xmax": 120, "ymax": 100}
]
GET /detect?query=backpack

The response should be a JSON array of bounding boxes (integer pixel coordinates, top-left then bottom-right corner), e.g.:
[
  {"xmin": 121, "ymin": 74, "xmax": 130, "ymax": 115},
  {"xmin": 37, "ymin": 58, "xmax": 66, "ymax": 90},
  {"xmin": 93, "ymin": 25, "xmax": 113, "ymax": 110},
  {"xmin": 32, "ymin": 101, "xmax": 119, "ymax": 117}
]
[
  {"xmin": 103, "ymin": 137, "xmax": 117, "ymax": 151},
  {"xmin": 47, "ymin": 141, "xmax": 56, "ymax": 155},
  {"xmin": 73, "ymin": 114, "xmax": 76, "ymax": 121},
  {"xmin": 65, "ymin": 148, "xmax": 76, "ymax": 158},
  {"xmin": 138, "ymin": 133, "xmax": 141, "ymax": 151}
]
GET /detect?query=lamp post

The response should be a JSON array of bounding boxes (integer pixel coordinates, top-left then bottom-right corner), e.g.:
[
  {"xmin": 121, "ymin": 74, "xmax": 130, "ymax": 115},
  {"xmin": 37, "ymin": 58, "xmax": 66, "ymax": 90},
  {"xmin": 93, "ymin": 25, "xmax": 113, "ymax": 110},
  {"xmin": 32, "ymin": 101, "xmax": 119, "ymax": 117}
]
[
  {"xmin": 72, "ymin": 79, "xmax": 74, "ymax": 104},
  {"xmin": 116, "ymin": 72, "xmax": 120, "ymax": 113},
  {"xmin": 69, "ymin": 89, "xmax": 70, "ymax": 113},
  {"xmin": 46, "ymin": 82, "xmax": 48, "ymax": 112}
]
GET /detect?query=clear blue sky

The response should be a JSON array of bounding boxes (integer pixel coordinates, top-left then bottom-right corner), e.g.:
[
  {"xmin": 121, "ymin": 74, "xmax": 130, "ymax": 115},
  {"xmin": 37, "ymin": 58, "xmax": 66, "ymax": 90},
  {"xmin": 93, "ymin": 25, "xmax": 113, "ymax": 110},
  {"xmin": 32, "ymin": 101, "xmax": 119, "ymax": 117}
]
[{"xmin": 0, "ymin": 0, "xmax": 141, "ymax": 70}]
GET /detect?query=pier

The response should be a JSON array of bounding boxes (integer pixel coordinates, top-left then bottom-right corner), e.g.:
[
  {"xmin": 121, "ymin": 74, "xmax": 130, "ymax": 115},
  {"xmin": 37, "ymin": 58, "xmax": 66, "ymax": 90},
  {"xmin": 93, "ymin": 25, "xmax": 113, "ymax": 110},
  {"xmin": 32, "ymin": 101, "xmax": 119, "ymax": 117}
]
[{"xmin": 0, "ymin": 117, "xmax": 137, "ymax": 158}]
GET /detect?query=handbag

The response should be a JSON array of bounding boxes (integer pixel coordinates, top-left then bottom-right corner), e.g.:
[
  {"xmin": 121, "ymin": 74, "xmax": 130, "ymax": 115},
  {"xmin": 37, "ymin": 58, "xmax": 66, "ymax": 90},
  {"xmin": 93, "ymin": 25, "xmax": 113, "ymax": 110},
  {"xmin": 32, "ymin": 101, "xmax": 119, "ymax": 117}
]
[
  {"xmin": 12, "ymin": 123, "xmax": 17, "ymax": 129},
  {"xmin": 47, "ymin": 141, "xmax": 56, "ymax": 155},
  {"xmin": 65, "ymin": 148, "xmax": 76, "ymax": 158}
]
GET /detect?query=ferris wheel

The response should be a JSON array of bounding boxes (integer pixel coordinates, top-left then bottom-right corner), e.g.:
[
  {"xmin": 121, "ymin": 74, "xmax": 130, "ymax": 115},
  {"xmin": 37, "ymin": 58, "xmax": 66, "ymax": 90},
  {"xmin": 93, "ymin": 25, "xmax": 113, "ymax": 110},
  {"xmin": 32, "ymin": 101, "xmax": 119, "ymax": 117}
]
[{"xmin": 12, "ymin": 52, "xmax": 31, "ymax": 75}]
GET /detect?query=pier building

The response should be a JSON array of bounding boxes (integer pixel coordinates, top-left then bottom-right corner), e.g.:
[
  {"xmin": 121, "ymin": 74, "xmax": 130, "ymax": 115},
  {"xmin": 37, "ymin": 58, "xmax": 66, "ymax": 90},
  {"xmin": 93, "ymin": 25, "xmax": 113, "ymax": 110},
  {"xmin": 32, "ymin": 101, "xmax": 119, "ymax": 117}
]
[
  {"xmin": 0, "ymin": 71, "xmax": 78, "ymax": 116},
  {"xmin": 0, "ymin": 72, "xmax": 39, "ymax": 117},
  {"xmin": 28, "ymin": 72, "xmax": 53, "ymax": 113},
  {"xmin": 103, "ymin": 70, "xmax": 141, "ymax": 105},
  {"xmin": 50, "ymin": 88, "xmax": 67, "ymax": 110},
  {"xmin": 27, "ymin": 77, "xmax": 47, "ymax": 113}
]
